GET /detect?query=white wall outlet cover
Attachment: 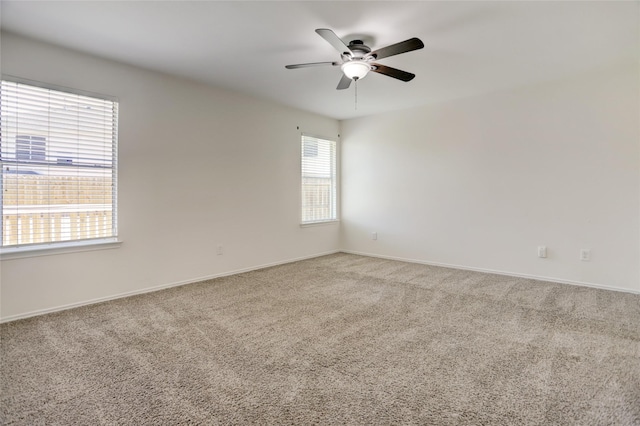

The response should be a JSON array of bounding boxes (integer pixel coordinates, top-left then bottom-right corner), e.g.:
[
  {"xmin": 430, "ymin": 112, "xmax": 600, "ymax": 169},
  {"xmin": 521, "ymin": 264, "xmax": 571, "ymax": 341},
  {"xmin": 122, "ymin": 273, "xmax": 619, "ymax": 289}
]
[{"xmin": 537, "ymin": 246, "xmax": 547, "ymax": 258}]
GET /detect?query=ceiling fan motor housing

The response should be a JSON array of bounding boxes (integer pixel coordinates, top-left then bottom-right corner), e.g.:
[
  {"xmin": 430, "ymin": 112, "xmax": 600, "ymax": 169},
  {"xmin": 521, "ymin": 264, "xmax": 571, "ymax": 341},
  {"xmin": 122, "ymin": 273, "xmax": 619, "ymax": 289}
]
[{"xmin": 347, "ymin": 40, "xmax": 371, "ymax": 58}]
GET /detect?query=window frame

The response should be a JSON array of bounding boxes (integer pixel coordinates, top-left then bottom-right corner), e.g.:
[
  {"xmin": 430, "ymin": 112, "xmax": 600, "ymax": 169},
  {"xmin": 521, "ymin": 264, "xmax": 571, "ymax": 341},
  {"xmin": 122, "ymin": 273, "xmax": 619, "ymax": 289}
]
[
  {"xmin": 0, "ymin": 76, "xmax": 120, "ymax": 257},
  {"xmin": 300, "ymin": 134, "xmax": 339, "ymax": 226}
]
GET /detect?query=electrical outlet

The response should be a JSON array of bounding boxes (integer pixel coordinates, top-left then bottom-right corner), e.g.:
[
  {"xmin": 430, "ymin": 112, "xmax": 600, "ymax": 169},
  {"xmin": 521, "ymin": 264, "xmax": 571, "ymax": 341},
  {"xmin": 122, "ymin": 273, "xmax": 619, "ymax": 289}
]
[
  {"xmin": 217, "ymin": 245, "xmax": 223, "ymax": 255},
  {"xmin": 537, "ymin": 246, "xmax": 547, "ymax": 258},
  {"xmin": 372, "ymin": 232, "xmax": 377, "ymax": 240},
  {"xmin": 580, "ymin": 249, "xmax": 591, "ymax": 262}
]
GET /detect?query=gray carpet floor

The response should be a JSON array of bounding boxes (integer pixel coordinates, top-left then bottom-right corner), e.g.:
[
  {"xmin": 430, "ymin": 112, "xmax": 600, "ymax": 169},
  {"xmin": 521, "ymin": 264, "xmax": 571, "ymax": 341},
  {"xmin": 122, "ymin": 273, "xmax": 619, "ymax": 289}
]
[{"xmin": 1, "ymin": 253, "xmax": 639, "ymax": 425}]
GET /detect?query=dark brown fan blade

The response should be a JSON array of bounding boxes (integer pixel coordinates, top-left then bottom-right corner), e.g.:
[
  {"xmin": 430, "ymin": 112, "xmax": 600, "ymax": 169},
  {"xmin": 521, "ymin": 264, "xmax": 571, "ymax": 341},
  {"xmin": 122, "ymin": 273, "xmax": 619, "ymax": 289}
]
[
  {"xmin": 369, "ymin": 38, "xmax": 424, "ymax": 60},
  {"xmin": 336, "ymin": 74, "xmax": 352, "ymax": 90},
  {"xmin": 371, "ymin": 64, "xmax": 415, "ymax": 82},
  {"xmin": 316, "ymin": 28, "xmax": 354, "ymax": 55},
  {"xmin": 285, "ymin": 62, "xmax": 340, "ymax": 69}
]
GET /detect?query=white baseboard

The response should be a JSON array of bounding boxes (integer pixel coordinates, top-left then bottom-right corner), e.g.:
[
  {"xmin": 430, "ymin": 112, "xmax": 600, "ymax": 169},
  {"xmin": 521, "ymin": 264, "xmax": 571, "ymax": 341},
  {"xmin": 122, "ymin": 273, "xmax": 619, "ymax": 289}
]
[
  {"xmin": 4, "ymin": 249, "xmax": 637, "ymax": 323},
  {"xmin": 340, "ymin": 250, "xmax": 640, "ymax": 295},
  {"xmin": 0, "ymin": 250, "xmax": 341, "ymax": 323}
]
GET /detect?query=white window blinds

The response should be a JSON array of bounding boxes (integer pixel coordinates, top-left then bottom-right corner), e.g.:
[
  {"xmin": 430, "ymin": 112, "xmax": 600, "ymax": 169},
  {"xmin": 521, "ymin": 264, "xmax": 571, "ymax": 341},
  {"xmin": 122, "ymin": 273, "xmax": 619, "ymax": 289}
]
[
  {"xmin": 301, "ymin": 135, "xmax": 337, "ymax": 224},
  {"xmin": 0, "ymin": 79, "xmax": 118, "ymax": 248}
]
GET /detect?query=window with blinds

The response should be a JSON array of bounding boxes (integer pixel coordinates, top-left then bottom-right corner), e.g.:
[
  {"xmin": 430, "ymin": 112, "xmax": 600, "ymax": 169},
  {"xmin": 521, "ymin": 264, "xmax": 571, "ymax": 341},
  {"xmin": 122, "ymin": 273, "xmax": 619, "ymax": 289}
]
[
  {"xmin": 0, "ymin": 79, "xmax": 118, "ymax": 248},
  {"xmin": 301, "ymin": 135, "xmax": 337, "ymax": 224}
]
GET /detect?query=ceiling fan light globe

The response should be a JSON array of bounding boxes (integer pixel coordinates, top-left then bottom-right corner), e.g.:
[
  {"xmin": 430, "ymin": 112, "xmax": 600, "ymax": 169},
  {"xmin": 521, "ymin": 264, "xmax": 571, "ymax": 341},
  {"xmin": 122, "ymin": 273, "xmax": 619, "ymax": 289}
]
[{"xmin": 341, "ymin": 61, "xmax": 371, "ymax": 80}]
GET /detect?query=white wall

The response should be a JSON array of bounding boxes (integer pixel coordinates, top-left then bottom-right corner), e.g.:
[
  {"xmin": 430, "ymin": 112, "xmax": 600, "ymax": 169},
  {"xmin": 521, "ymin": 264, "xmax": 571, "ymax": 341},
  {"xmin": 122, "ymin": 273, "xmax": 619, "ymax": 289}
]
[
  {"xmin": 2, "ymin": 33, "xmax": 638, "ymax": 322},
  {"xmin": 0, "ymin": 33, "xmax": 340, "ymax": 321},
  {"xmin": 341, "ymin": 62, "xmax": 640, "ymax": 292}
]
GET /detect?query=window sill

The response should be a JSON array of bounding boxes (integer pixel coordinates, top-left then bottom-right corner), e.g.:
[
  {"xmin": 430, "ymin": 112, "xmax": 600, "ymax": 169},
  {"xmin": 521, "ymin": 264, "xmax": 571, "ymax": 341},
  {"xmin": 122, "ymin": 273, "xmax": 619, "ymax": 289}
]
[
  {"xmin": 300, "ymin": 220, "xmax": 340, "ymax": 228},
  {"xmin": 0, "ymin": 238, "xmax": 122, "ymax": 260}
]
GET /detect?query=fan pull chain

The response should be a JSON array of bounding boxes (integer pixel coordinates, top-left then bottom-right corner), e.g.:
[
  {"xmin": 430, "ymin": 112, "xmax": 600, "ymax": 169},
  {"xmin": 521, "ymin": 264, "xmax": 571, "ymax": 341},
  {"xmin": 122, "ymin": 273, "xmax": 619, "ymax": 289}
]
[{"xmin": 355, "ymin": 79, "xmax": 358, "ymax": 110}]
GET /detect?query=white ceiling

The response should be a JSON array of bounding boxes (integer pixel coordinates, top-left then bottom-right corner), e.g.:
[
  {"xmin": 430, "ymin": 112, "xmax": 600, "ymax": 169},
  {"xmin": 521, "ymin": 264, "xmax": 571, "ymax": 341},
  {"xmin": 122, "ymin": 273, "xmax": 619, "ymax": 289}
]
[{"xmin": 1, "ymin": 1, "xmax": 638, "ymax": 120}]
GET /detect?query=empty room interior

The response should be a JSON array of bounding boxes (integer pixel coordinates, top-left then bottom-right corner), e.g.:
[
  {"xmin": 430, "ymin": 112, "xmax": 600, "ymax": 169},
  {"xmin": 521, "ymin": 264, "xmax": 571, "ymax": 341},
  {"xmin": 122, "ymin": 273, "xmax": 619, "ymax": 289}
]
[{"xmin": 1, "ymin": 1, "xmax": 639, "ymax": 424}]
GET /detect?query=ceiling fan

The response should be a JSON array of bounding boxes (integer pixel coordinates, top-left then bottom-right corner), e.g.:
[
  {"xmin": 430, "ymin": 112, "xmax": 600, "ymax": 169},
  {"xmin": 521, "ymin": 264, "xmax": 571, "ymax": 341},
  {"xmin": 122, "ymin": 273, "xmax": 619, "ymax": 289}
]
[{"xmin": 286, "ymin": 29, "xmax": 424, "ymax": 90}]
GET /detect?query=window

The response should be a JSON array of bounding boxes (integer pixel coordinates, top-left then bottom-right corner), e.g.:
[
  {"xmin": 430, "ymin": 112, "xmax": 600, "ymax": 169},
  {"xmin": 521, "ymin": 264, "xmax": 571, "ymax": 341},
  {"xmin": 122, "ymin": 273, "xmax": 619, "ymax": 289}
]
[
  {"xmin": 301, "ymin": 135, "xmax": 337, "ymax": 224},
  {"xmin": 16, "ymin": 135, "xmax": 46, "ymax": 162},
  {"xmin": 302, "ymin": 138, "xmax": 318, "ymax": 157},
  {"xmin": 1, "ymin": 79, "xmax": 118, "ymax": 249}
]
